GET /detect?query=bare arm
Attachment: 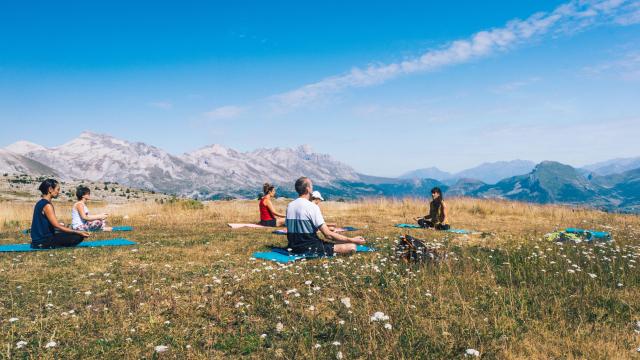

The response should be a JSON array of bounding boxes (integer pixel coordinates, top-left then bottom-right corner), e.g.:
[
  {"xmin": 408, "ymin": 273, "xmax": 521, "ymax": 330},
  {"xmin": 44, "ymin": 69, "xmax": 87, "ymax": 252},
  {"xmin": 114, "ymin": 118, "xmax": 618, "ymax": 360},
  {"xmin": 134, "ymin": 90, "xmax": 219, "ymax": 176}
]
[
  {"xmin": 76, "ymin": 202, "xmax": 107, "ymax": 221},
  {"xmin": 441, "ymin": 201, "xmax": 448, "ymax": 223},
  {"xmin": 318, "ymin": 223, "xmax": 365, "ymax": 244},
  {"xmin": 44, "ymin": 204, "xmax": 90, "ymax": 237},
  {"xmin": 266, "ymin": 199, "xmax": 285, "ymax": 218}
]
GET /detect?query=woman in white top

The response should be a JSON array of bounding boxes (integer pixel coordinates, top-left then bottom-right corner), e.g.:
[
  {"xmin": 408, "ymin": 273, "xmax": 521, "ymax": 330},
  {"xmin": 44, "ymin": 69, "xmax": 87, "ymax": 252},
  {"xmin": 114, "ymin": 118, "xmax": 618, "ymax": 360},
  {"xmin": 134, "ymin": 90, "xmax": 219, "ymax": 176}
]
[{"xmin": 71, "ymin": 186, "xmax": 112, "ymax": 232}]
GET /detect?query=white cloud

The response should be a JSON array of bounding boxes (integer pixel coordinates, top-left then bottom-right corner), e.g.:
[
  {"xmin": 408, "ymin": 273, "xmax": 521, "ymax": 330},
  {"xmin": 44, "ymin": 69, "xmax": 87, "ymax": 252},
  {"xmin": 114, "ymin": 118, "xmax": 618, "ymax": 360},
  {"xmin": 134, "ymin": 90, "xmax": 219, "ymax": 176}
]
[
  {"xmin": 148, "ymin": 101, "xmax": 173, "ymax": 110},
  {"xmin": 491, "ymin": 77, "xmax": 542, "ymax": 93},
  {"xmin": 204, "ymin": 105, "xmax": 244, "ymax": 119},
  {"xmin": 270, "ymin": 0, "xmax": 638, "ymax": 109},
  {"xmin": 583, "ymin": 50, "xmax": 640, "ymax": 80}
]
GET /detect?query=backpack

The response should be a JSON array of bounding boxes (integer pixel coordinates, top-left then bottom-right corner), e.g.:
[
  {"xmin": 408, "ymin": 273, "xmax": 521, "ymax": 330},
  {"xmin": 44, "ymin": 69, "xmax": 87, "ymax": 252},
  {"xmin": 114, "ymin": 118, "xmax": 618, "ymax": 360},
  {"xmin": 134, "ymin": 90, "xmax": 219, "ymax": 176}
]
[{"xmin": 395, "ymin": 234, "xmax": 446, "ymax": 263}]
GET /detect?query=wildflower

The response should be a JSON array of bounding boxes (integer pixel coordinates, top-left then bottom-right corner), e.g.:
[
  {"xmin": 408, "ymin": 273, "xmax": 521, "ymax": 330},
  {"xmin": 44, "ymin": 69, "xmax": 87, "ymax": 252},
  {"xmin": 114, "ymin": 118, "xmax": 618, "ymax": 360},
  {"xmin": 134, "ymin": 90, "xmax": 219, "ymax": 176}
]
[
  {"xmin": 304, "ymin": 280, "xmax": 312, "ymax": 285},
  {"xmin": 567, "ymin": 269, "xmax": 575, "ymax": 274},
  {"xmin": 340, "ymin": 297, "xmax": 351, "ymax": 308},
  {"xmin": 332, "ymin": 341, "xmax": 341, "ymax": 346},
  {"xmin": 16, "ymin": 340, "xmax": 27, "ymax": 349},
  {"xmin": 154, "ymin": 345, "xmax": 168, "ymax": 353},
  {"xmin": 336, "ymin": 351, "xmax": 343, "ymax": 359},
  {"xmin": 261, "ymin": 334, "xmax": 267, "ymax": 339},
  {"xmin": 384, "ymin": 323, "xmax": 392, "ymax": 330},
  {"xmin": 276, "ymin": 322, "xmax": 284, "ymax": 333},
  {"xmin": 370, "ymin": 312, "xmax": 389, "ymax": 322},
  {"xmin": 9, "ymin": 317, "xmax": 19, "ymax": 323},
  {"xmin": 45, "ymin": 341, "xmax": 57, "ymax": 349},
  {"xmin": 588, "ymin": 273, "xmax": 597, "ymax": 279},
  {"xmin": 47, "ymin": 290, "xmax": 52, "ymax": 295},
  {"xmin": 314, "ymin": 343, "xmax": 321, "ymax": 349},
  {"xmin": 465, "ymin": 348, "xmax": 480, "ymax": 357},
  {"xmin": 84, "ymin": 291, "xmax": 92, "ymax": 296},
  {"xmin": 308, "ymin": 305, "xmax": 315, "ymax": 311}
]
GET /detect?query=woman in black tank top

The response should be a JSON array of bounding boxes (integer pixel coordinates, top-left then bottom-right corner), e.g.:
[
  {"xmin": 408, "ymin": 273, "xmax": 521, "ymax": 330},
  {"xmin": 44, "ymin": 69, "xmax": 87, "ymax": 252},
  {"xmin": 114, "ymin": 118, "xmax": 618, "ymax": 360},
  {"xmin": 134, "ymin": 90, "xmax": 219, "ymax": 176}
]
[
  {"xmin": 415, "ymin": 187, "xmax": 450, "ymax": 230},
  {"xmin": 30, "ymin": 179, "xmax": 90, "ymax": 249}
]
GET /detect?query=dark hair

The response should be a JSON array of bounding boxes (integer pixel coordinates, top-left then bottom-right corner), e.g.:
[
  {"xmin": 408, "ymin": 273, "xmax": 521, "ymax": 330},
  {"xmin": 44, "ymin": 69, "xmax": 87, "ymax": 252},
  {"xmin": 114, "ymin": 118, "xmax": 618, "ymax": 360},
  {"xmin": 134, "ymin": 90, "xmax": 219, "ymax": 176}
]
[
  {"xmin": 431, "ymin": 187, "xmax": 443, "ymax": 198},
  {"xmin": 294, "ymin": 177, "xmax": 311, "ymax": 196},
  {"xmin": 38, "ymin": 179, "xmax": 59, "ymax": 195},
  {"xmin": 263, "ymin": 183, "xmax": 275, "ymax": 196},
  {"xmin": 76, "ymin": 185, "xmax": 91, "ymax": 200}
]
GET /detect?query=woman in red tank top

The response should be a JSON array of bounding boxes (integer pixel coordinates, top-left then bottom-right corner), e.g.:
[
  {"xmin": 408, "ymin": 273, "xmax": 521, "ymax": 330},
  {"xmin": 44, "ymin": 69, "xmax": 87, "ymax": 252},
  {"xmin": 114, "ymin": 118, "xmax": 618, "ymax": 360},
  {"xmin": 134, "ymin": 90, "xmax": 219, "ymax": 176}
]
[{"xmin": 259, "ymin": 183, "xmax": 285, "ymax": 227}]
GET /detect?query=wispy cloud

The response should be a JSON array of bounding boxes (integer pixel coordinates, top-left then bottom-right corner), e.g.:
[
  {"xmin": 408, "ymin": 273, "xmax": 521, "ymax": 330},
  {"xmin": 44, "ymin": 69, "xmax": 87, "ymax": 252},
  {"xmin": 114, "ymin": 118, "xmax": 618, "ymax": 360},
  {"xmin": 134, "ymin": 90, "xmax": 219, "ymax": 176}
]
[
  {"xmin": 491, "ymin": 77, "xmax": 542, "ymax": 93},
  {"xmin": 204, "ymin": 105, "xmax": 245, "ymax": 119},
  {"xmin": 583, "ymin": 50, "xmax": 640, "ymax": 80},
  {"xmin": 270, "ymin": 0, "xmax": 638, "ymax": 109},
  {"xmin": 148, "ymin": 101, "xmax": 173, "ymax": 110}
]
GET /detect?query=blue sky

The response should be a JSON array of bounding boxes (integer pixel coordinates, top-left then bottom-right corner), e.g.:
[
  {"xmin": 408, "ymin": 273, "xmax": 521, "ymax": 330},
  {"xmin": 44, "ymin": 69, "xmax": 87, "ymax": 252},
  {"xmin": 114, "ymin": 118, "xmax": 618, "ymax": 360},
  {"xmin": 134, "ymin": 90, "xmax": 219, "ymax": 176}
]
[{"xmin": 1, "ymin": 0, "xmax": 639, "ymax": 176}]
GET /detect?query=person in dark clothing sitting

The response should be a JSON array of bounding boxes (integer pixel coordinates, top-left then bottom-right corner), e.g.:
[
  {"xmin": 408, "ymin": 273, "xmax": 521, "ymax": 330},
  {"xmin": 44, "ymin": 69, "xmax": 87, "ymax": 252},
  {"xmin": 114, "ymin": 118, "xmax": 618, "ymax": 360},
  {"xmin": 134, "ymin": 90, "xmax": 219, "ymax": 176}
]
[
  {"xmin": 30, "ymin": 179, "xmax": 90, "ymax": 249},
  {"xmin": 415, "ymin": 187, "xmax": 450, "ymax": 231}
]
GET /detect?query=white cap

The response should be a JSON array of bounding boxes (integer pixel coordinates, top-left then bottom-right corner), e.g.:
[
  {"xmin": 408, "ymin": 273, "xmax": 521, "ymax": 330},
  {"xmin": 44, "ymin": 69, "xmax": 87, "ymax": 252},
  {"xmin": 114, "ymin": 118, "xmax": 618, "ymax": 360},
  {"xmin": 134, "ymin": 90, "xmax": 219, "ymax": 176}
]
[{"xmin": 311, "ymin": 191, "xmax": 325, "ymax": 201}]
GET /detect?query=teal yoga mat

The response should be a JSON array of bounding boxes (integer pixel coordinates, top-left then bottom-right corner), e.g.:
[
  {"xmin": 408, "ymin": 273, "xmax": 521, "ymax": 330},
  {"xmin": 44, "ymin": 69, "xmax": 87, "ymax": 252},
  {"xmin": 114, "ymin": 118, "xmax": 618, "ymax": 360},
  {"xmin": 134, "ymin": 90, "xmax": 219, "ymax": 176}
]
[
  {"xmin": 22, "ymin": 226, "xmax": 133, "ymax": 235},
  {"xmin": 0, "ymin": 239, "xmax": 137, "ymax": 252},
  {"xmin": 394, "ymin": 224, "xmax": 475, "ymax": 234},
  {"xmin": 565, "ymin": 228, "xmax": 611, "ymax": 241},
  {"xmin": 252, "ymin": 245, "xmax": 375, "ymax": 263}
]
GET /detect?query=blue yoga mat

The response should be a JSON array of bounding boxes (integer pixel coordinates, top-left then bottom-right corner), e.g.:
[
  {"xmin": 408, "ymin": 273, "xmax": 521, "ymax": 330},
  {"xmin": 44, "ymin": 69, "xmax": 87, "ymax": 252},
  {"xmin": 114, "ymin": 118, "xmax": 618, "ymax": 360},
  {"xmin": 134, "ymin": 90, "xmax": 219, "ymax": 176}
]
[
  {"xmin": 395, "ymin": 223, "xmax": 422, "ymax": 229},
  {"xmin": 395, "ymin": 224, "xmax": 474, "ymax": 234},
  {"xmin": 565, "ymin": 228, "xmax": 611, "ymax": 241},
  {"xmin": 252, "ymin": 245, "xmax": 376, "ymax": 263},
  {"xmin": 0, "ymin": 238, "xmax": 137, "ymax": 252},
  {"xmin": 22, "ymin": 226, "xmax": 133, "ymax": 235}
]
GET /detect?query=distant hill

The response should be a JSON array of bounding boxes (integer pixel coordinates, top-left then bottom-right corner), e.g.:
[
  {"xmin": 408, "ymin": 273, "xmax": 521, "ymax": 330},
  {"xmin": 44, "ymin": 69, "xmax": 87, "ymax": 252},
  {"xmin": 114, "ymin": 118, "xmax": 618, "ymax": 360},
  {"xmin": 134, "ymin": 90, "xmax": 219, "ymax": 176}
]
[
  {"xmin": 400, "ymin": 160, "xmax": 535, "ymax": 184},
  {"xmin": 582, "ymin": 157, "xmax": 640, "ymax": 176},
  {"xmin": 0, "ymin": 149, "xmax": 60, "ymax": 177},
  {"xmin": 399, "ymin": 167, "xmax": 452, "ymax": 181}
]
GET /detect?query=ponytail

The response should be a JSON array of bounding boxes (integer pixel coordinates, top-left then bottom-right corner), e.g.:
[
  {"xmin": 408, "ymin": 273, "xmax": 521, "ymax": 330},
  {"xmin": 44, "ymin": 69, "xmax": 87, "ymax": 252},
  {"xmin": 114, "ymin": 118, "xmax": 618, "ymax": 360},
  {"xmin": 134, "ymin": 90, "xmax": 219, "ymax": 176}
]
[
  {"xmin": 263, "ymin": 183, "xmax": 275, "ymax": 196},
  {"xmin": 38, "ymin": 179, "xmax": 59, "ymax": 195}
]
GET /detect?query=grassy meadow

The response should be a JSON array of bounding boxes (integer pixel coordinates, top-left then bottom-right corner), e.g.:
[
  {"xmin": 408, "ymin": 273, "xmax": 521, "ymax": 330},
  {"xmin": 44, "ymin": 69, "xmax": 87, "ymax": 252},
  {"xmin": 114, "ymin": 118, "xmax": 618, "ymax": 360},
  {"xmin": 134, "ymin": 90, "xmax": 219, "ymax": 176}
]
[{"xmin": 0, "ymin": 197, "xmax": 639, "ymax": 359}]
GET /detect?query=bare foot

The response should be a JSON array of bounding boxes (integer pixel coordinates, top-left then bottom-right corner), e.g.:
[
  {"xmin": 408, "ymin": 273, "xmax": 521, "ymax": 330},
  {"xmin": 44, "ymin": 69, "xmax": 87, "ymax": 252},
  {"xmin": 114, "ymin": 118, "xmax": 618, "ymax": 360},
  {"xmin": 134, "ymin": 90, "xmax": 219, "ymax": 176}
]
[{"xmin": 103, "ymin": 227, "xmax": 113, "ymax": 232}]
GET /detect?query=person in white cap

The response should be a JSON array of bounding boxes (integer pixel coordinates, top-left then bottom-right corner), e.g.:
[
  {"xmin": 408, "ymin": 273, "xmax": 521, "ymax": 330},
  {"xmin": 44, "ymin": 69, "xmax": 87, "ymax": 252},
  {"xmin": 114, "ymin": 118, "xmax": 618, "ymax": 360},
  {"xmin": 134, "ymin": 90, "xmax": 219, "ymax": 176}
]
[
  {"xmin": 310, "ymin": 190, "xmax": 337, "ymax": 230},
  {"xmin": 310, "ymin": 190, "xmax": 325, "ymax": 205}
]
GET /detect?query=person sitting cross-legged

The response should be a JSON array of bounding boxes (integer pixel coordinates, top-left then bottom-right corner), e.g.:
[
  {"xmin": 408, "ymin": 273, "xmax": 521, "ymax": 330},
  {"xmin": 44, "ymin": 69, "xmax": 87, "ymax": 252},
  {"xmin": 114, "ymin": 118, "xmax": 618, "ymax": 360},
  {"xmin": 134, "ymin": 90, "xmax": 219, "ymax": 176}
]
[
  {"xmin": 30, "ymin": 179, "xmax": 91, "ymax": 249},
  {"xmin": 71, "ymin": 186, "xmax": 112, "ymax": 232},
  {"xmin": 285, "ymin": 177, "xmax": 365, "ymax": 256}
]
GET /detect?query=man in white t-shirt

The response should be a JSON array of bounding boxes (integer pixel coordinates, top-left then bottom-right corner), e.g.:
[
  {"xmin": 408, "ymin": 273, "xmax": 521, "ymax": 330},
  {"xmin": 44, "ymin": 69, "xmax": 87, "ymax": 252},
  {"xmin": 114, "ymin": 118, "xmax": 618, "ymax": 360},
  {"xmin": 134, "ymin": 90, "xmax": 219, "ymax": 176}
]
[{"xmin": 285, "ymin": 177, "xmax": 365, "ymax": 255}]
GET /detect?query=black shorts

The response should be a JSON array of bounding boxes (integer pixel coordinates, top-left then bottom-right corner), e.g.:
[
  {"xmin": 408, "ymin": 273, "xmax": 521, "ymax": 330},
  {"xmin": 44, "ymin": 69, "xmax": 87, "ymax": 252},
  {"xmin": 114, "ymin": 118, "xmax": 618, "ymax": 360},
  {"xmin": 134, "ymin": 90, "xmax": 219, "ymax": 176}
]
[
  {"xmin": 260, "ymin": 219, "xmax": 277, "ymax": 227},
  {"xmin": 290, "ymin": 241, "xmax": 334, "ymax": 256}
]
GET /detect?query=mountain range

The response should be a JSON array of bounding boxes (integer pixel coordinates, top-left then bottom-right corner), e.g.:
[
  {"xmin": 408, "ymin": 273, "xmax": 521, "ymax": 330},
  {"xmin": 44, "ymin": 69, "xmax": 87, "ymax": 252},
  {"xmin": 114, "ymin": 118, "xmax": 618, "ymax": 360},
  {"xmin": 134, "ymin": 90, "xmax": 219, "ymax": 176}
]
[{"xmin": 1, "ymin": 132, "xmax": 638, "ymax": 212}]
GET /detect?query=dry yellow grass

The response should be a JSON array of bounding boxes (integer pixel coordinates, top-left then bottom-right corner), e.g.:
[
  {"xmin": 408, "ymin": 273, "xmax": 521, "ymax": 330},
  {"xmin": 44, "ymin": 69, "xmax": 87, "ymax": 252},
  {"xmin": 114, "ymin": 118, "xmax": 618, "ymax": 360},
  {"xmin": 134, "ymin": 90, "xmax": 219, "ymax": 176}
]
[{"xmin": 0, "ymin": 197, "xmax": 639, "ymax": 359}]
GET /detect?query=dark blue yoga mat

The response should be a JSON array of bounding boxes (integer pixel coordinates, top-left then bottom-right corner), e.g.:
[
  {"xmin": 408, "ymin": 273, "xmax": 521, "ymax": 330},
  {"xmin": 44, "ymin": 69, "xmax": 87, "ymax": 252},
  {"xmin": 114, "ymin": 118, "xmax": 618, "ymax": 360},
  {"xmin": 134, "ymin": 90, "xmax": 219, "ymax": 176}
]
[
  {"xmin": 252, "ymin": 245, "xmax": 375, "ymax": 263},
  {"xmin": 22, "ymin": 226, "xmax": 133, "ymax": 235},
  {"xmin": 0, "ymin": 239, "xmax": 137, "ymax": 252}
]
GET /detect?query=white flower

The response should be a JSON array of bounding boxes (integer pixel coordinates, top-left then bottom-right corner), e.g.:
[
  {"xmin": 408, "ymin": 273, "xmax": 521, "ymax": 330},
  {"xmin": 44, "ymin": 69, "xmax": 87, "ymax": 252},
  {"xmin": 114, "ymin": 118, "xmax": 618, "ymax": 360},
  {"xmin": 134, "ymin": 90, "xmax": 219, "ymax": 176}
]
[
  {"xmin": 45, "ymin": 341, "xmax": 57, "ymax": 349},
  {"xmin": 16, "ymin": 340, "xmax": 27, "ymax": 349},
  {"xmin": 260, "ymin": 334, "xmax": 267, "ymax": 339},
  {"xmin": 304, "ymin": 280, "xmax": 312, "ymax": 285},
  {"xmin": 308, "ymin": 305, "xmax": 315, "ymax": 311},
  {"xmin": 154, "ymin": 345, "xmax": 168, "ymax": 353},
  {"xmin": 340, "ymin": 297, "xmax": 351, "ymax": 308},
  {"xmin": 384, "ymin": 323, "xmax": 392, "ymax": 330},
  {"xmin": 336, "ymin": 351, "xmax": 343, "ymax": 359},
  {"xmin": 84, "ymin": 291, "xmax": 92, "ymax": 296},
  {"xmin": 276, "ymin": 322, "xmax": 284, "ymax": 333},
  {"xmin": 465, "ymin": 348, "xmax": 480, "ymax": 357},
  {"xmin": 164, "ymin": 321, "xmax": 171, "ymax": 325},
  {"xmin": 370, "ymin": 312, "xmax": 389, "ymax": 322},
  {"xmin": 567, "ymin": 269, "xmax": 575, "ymax": 274},
  {"xmin": 314, "ymin": 343, "xmax": 321, "ymax": 349},
  {"xmin": 47, "ymin": 290, "xmax": 52, "ymax": 295},
  {"xmin": 588, "ymin": 273, "xmax": 597, "ymax": 278},
  {"xmin": 9, "ymin": 317, "xmax": 19, "ymax": 323},
  {"xmin": 332, "ymin": 341, "xmax": 341, "ymax": 346}
]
